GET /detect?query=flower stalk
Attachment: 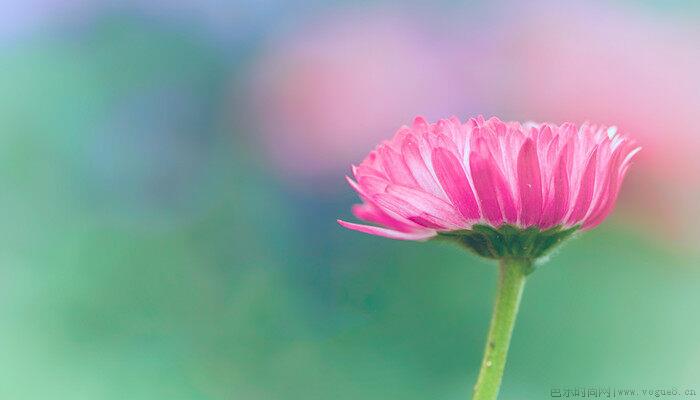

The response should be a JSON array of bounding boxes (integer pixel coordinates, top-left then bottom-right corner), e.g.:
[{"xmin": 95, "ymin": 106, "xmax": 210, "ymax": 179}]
[{"xmin": 472, "ymin": 258, "xmax": 530, "ymax": 400}]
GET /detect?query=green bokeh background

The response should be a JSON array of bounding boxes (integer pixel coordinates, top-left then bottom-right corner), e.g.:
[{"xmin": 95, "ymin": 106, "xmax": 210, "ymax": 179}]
[{"xmin": 1, "ymin": 3, "xmax": 698, "ymax": 399}]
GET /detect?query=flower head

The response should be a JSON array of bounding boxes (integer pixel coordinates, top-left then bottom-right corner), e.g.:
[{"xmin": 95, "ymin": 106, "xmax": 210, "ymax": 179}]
[{"xmin": 338, "ymin": 116, "xmax": 640, "ymax": 259}]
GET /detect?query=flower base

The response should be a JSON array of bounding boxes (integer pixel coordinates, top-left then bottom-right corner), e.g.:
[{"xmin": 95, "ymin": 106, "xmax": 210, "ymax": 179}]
[{"xmin": 437, "ymin": 224, "xmax": 579, "ymax": 266}]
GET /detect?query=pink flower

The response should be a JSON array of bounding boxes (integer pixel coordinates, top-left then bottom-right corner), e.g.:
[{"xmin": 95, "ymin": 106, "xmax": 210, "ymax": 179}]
[{"xmin": 338, "ymin": 116, "xmax": 640, "ymax": 244}]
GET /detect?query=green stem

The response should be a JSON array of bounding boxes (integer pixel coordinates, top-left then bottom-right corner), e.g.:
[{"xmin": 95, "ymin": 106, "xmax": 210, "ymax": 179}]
[{"xmin": 472, "ymin": 258, "xmax": 529, "ymax": 400}]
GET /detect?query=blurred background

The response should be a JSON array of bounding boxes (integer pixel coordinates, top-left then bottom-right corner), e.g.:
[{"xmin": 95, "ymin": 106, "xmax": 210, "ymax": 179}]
[{"xmin": 1, "ymin": 1, "xmax": 699, "ymax": 399}]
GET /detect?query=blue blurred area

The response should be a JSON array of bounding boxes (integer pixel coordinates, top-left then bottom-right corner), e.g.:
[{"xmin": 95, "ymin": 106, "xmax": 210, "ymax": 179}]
[{"xmin": 1, "ymin": 1, "xmax": 699, "ymax": 399}]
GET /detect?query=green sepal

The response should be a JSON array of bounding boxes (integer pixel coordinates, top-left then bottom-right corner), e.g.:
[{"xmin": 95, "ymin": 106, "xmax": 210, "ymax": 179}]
[{"xmin": 436, "ymin": 224, "xmax": 579, "ymax": 267}]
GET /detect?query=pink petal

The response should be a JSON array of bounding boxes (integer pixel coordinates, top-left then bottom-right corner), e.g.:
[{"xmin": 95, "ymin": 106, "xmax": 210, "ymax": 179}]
[
  {"xmin": 469, "ymin": 140, "xmax": 516, "ymax": 225},
  {"xmin": 540, "ymin": 145, "xmax": 570, "ymax": 228},
  {"xmin": 567, "ymin": 146, "xmax": 599, "ymax": 224},
  {"xmin": 412, "ymin": 116, "xmax": 430, "ymax": 134},
  {"xmin": 372, "ymin": 194, "xmax": 444, "ymax": 229},
  {"xmin": 356, "ymin": 175, "xmax": 390, "ymax": 196},
  {"xmin": 353, "ymin": 164, "xmax": 385, "ymax": 181},
  {"xmin": 583, "ymin": 146, "xmax": 640, "ymax": 229},
  {"xmin": 581, "ymin": 144, "xmax": 622, "ymax": 224},
  {"xmin": 400, "ymin": 135, "xmax": 444, "ymax": 198},
  {"xmin": 345, "ymin": 175, "xmax": 366, "ymax": 196},
  {"xmin": 385, "ymin": 185, "xmax": 466, "ymax": 225},
  {"xmin": 431, "ymin": 147, "xmax": 480, "ymax": 220},
  {"xmin": 379, "ymin": 145, "xmax": 419, "ymax": 187},
  {"xmin": 346, "ymin": 176, "xmax": 421, "ymax": 231},
  {"xmin": 337, "ymin": 220, "xmax": 435, "ymax": 241},
  {"xmin": 517, "ymin": 138, "xmax": 544, "ymax": 226},
  {"xmin": 351, "ymin": 203, "xmax": 414, "ymax": 233},
  {"xmin": 374, "ymin": 185, "xmax": 466, "ymax": 229}
]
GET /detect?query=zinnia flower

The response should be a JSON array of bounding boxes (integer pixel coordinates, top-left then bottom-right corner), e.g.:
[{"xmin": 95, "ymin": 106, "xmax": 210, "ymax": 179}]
[
  {"xmin": 338, "ymin": 115, "xmax": 639, "ymax": 259},
  {"xmin": 337, "ymin": 115, "xmax": 639, "ymax": 400}
]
